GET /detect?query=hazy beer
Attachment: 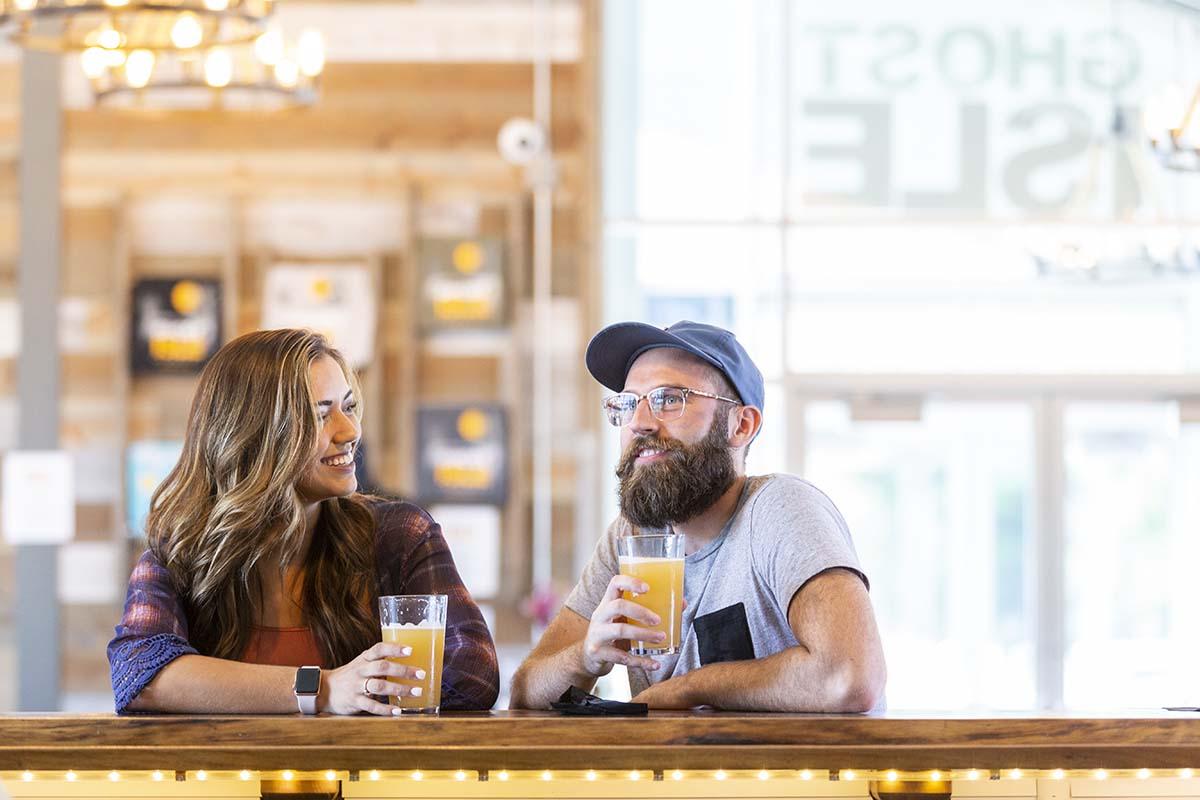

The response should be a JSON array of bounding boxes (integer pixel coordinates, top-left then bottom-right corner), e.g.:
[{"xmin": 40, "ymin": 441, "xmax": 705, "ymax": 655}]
[
  {"xmin": 617, "ymin": 534, "xmax": 685, "ymax": 655},
  {"xmin": 378, "ymin": 595, "xmax": 448, "ymax": 713}
]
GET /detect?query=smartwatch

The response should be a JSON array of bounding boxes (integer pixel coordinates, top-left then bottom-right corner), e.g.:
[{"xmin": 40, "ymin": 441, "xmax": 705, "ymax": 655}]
[{"xmin": 294, "ymin": 666, "xmax": 321, "ymax": 715}]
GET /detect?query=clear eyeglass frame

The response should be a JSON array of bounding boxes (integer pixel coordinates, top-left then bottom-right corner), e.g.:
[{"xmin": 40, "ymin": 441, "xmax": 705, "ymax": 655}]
[{"xmin": 601, "ymin": 385, "xmax": 740, "ymax": 427}]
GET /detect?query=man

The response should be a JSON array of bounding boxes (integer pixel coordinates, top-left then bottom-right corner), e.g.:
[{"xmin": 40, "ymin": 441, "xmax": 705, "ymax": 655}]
[{"xmin": 510, "ymin": 320, "xmax": 886, "ymax": 711}]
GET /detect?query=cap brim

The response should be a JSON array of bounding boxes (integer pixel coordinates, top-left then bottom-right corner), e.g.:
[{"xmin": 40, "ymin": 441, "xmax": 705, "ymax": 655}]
[{"xmin": 585, "ymin": 322, "xmax": 726, "ymax": 393}]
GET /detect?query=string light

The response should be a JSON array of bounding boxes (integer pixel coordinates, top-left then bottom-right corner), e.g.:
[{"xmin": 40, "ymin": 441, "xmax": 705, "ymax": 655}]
[
  {"xmin": 586, "ymin": 770, "xmax": 597, "ymax": 781},
  {"xmin": 715, "ymin": 769, "xmax": 728, "ymax": 780},
  {"xmin": 1180, "ymin": 768, "xmax": 1194, "ymax": 779},
  {"xmin": 369, "ymin": 770, "xmax": 380, "ymax": 781},
  {"xmin": 541, "ymin": 770, "xmax": 552, "ymax": 781},
  {"xmin": 967, "ymin": 769, "xmax": 980, "ymax": 780},
  {"xmin": 758, "ymin": 769, "xmax": 771, "ymax": 780},
  {"xmin": 843, "ymin": 769, "xmax": 857, "ymax": 781},
  {"xmin": 152, "ymin": 771, "xmax": 164, "ymax": 781},
  {"xmin": 21, "ymin": 771, "xmax": 33, "ymax": 782},
  {"xmin": 1094, "ymin": 769, "xmax": 1108, "ymax": 780},
  {"xmin": 282, "ymin": 770, "xmax": 294, "ymax": 781},
  {"xmin": 629, "ymin": 770, "xmax": 640, "ymax": 781},
  {"xmin": 1051, "ymin": 769, "xmax": 1066, "ymax": 780},
  {"xmin": 411, "ymin": 770, "xmax": 423, "ymax": 781},
  {"xmin": 931, "ymin": 770, "xmax": 942, "ymax": 781},
  {"xmin": 454, "ymin": 771, "xmax": 467, "ymax": 781},
  {"xmin": 886, "ymin": 770, "xmax": 899, "ymax": 781},
  {"xmin": 497, "ymin": 770, "xmax": 509, "ymax": 782},
  {"xmin": 65, "ymin": 771, "xmax": 77, "ymax": 782},
  {"xmin": 195, "ymin": 770, "xmax": 207, "ymax": 781},
  {"xmin": 800, "ymin": 769, "xmax": 813, "ymax": 780},
  {"xmin": 240, "ymin": 770, "xmax": 252, "ymax": 781},
  {"xmin": 108, "ymin": 770, "xmax": 120, "ymax": 781},
  {"xmin": 1009, "ymin": 769, "xmax": 1023, "ymax": 780},
  {"xmin": 671, "ymin": 770, "xmax": 683, "ymax": 781},
  {"xmin": 1138, "ymin": 769, "xmax": 1152, "ymax": 780}
]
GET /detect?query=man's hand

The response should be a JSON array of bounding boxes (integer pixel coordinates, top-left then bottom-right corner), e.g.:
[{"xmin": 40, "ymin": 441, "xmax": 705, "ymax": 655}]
[{"xmin": 580, "ymin": 574, "xmax": 665, "ymax": 676}]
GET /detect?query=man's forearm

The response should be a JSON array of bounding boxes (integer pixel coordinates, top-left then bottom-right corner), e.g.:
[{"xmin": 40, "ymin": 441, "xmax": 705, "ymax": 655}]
[
  {"xmin": 661, "ymin": 646, "xmax": 881, "ymax": 712},
  {"xmin": 509, "ymin": 642, "xmax": 599, "ymax": 709}
]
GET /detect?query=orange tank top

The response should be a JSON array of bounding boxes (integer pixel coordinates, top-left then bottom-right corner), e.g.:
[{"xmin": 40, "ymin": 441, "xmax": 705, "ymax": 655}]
[{"xmin": 241, "ymin": 626, "xmax": 325, "ymax": 668}]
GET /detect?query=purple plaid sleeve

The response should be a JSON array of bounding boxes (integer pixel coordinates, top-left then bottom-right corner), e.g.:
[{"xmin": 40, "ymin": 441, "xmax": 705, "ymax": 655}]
[
  {"xmin": 375, "ymin": 502, "xmax": 500, "ymax": 711},
  {"xmin": 107, "ymin": 550, "xmax": 199, "ymax": 714}
]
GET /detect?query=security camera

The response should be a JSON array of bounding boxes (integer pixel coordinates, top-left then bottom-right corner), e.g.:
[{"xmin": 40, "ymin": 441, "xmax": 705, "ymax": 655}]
[{"xmin": 497, "ymin": 117, "xmax": 547, "ymax": 165}]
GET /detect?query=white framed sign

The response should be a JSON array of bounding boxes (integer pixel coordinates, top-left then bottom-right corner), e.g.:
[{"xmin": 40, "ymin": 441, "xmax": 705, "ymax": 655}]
[{"xmin": 2, "ymin": 450, "xmax": 75, "ymax": 545}]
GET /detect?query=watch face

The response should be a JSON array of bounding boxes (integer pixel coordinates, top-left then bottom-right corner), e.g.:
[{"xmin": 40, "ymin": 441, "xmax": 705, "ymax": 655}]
[{"xmin": 295, "ymin": 667, "xmax": 320, "ymax": 695}]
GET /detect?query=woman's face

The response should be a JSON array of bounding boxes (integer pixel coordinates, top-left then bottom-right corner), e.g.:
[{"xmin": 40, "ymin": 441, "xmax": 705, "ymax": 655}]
[{"xmin": 295, "ymin": 355, "xmax": 362, "ymax": 505}]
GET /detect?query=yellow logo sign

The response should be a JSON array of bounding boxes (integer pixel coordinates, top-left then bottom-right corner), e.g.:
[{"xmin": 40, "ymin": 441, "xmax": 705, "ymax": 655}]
[
  {"xmin": 451, "ymin": 241, "xmax": 484, "ymax": 275},
  {"xmin": 169, "ymin": 280, "xmax": 204, "ymax": 315},
  {"xmin": 456, "ymin": 409, "xmax": 489, "ymax": 442}
]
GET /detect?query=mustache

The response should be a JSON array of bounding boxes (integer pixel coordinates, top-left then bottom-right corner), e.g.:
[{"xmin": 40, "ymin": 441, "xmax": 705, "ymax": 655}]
[{"xmin": 615, "ymin": 435, "xmax": 684, "ymax": 479}]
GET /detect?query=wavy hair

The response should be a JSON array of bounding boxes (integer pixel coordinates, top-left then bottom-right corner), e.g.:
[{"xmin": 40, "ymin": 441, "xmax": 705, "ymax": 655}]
[{"xmin": 146, "ymin": 328, "xmax": 378, "ymax": 666}]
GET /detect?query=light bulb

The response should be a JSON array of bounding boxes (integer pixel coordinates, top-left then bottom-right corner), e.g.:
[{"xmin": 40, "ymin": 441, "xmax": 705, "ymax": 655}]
[
  {"xmin": 239, "ymin": 770, "xmax": 251, "ymax": 781},
  {"xmin": 585, "ymin": 770, "xmax": 597, "ymax": 781},
  {"xmin": 104, "ymin": 0, "xmax": 129, "ymax": 7},
  {"xmin": 274, "ymin": 59, "xmax": 299, "ymax": 88},
  {"xmin": 204, "ymin": 47, "xmax": 233, "ymax": 87},
  {"xmin": 1051, "ymin": 769, "xmax": 1065, "ymax": 780},
  {"xmin": 843, "ymin": 769, "xmax": 856, "ymax": 781},
  {"xmin": 65, "ymin": 771, "xmax": 77, "ymax": 782},
  {"xmin": 1138, "ymin": 769, "xmax": 1152, "ymax": 780},
  {"xmin": 152, "ymin": 771, "xmax": 164, "ymax": 781},
  {"xmin": 967, "ymin": 770, "xmax": 980, "ymax": 780},
  {"xmin": 541, "ymin": 770, "xmax": 552, "ymax": 781},
  {"xmin": 1009, "ymin": 769, "xmax": 1023, "ymax": 780},
  {"xmin": 196, "ymin": 770, "xmax": 207, "ymax": 781},
  {"xmin": 203, "ymin": 0, "xmax": 228, "ymax": 9},
  {"xmin": 255, "ymin": 29, "xmax": 283, "ymax": 65},
  {"xmin": 297, "ymin": 28, "xmax": 324, "ymax": 77},
  {"xmin": 14, "ymin": 0, "xmax": 37, "ymax": 10},
  {"xmin": 886, "ymin": 770, "xmax": 898, "ymax": 781},
  {"xmin": 1094, "ymin": 770, "xmax": 1108, "ymax": 780},
  {"xmin": 21, "ymin": 772, "xmax": 33, "ymax": 782},
  {"xmin": 758, "ymin": 770, "xmax": 770, "ymax": 780},
  {"xmin": 931, "ymin": 770, "xmax": 942, "ymax": 781},
  {"xmin": 97, "ymin": 27, "xmax": 122, "ymax": 50},
  {"xmin": 497, "ymin": 770, "xmax": 509, "ymax": 782},
  {"xmin": 454, "ymin": 771, "xmax": 466, "ymax": 781},
  {"xmin": 81, "ymin": 48, "xmax": 109, "ymax": 79},
  {"xmin": 411, "ymin": 770, "xmax": 423, "ymax": 781},
  {"xmin": 714, "ymin": 769, "xmax": 727, "ymax": 781},
  {"xmin": 325, "ymin": 770, "xmax": 336, "ymax": 781},
  {"xmin": 671, "ymin": 770, "xmax": 683, "ymax": 781},
  {"xmin": 629, "ymin": 770, "xmax": 640, "ymax": 781},
  {"xmin": 282, "ymin": 770, "xmax": 294, "ymax": 781},
  {"xmin": 171, "ymin": 13, "xmax": 203, "ymax": 49},
  {"xmin": 124, "ymin": 49, "xmax": 155, "ymax": 89},
  {"xmin": 108, "ymin": 771, "xmax": 120, "ymax": 781},
  {"xmin": 800, "ymin": 769, "xmax": 813, "ymax": 780}
]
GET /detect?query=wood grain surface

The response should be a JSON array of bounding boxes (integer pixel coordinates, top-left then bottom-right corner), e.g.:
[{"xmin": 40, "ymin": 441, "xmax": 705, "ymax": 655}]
[{"xmin": 2, "ymin": 711, "xmax": 1199, "ymax": 771}]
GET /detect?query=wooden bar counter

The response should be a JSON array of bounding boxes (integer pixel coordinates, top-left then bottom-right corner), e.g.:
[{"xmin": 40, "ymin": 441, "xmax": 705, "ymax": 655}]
[{"xmin": 1, "ymin": 711, "xmax": 1199, "ymax": 799}]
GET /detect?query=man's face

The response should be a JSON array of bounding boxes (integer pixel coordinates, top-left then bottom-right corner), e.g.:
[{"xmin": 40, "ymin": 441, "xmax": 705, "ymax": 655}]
[{"xmin": 614, "ymin": 349, "xmax": 737, "ymax": 529}]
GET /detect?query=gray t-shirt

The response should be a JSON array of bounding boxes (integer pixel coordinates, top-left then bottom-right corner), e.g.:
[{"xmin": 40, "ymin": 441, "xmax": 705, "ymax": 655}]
[{"xmin": 564, "ymin": 473, "xmax": 869, "ymax": 699}]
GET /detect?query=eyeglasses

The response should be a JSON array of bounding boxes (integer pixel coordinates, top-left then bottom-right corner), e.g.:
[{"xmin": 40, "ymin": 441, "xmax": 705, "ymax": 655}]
[{"xmin": 602, "ymin": 385, "xmax": 740, "ymax": 428}]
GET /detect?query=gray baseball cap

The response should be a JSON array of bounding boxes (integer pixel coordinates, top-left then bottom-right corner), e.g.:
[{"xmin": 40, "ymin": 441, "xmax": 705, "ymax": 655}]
[{"xmin": 585, "ymin": 320, "xmax": 765, "ymax": 411}]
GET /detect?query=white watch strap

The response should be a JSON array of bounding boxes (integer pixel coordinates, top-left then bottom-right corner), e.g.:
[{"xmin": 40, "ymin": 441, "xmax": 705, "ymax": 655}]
[{"xmin": 296, "ymin": 692, "xmax": 317, "ymax": 715}]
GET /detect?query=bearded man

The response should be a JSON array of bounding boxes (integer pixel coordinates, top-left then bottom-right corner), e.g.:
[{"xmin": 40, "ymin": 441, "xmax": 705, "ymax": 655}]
[{"xmin": 510, "ymin": 321, "xmax": 887, "ymax": 711}]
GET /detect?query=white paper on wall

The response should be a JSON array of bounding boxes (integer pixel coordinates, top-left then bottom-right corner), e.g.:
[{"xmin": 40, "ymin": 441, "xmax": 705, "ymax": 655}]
[
  {"xmin": 57, "ymin": 541, "xmax": 121, "ymax": 605},
  {"xmin": 1, "ymin": 451, "xmax": 75, "ymax": 545},
  {"xmin": 261, "ymin": 263, "xmax": 377, "ymax": 368},
  {"xmin": 428, "ymin": 503, "xmax": 501, "ymax": 599}
]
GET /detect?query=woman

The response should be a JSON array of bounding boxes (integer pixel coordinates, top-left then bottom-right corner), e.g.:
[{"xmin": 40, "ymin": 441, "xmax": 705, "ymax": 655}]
[{"xmin": 108, "ymin": 329, "xmax": 499, "ymax": 715}]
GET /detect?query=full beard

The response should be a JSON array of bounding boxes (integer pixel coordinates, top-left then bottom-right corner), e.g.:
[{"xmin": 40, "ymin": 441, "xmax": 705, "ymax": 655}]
[{"xmin": 616, "ymin": 412, "xmax": 737, "ymax": 530}]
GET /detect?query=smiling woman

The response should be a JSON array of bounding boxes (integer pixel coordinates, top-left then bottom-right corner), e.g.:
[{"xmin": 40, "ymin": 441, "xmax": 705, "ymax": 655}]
[{"xmin": 106, "ymin": 328, "xmax": 499, "ymax": 716}]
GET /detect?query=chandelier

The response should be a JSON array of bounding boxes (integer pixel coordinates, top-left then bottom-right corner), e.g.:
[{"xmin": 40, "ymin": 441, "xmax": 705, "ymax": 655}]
[
  {"xmin": 80, "ymin": 26, "xmax": 324, "ymax": 110},
  {"xmin": 1143, "ymin": 83, "xmax": 1200, "ymax": 172},
  {"xmin": 0, "ymin": 0, "xmax": 272, "ymax": 52}
]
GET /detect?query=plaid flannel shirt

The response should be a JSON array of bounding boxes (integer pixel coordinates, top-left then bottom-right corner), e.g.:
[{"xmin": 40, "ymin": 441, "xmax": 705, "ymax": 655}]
[{"xmin": 108, "ymin": 499, "xmax": 499, "ymax": 713}]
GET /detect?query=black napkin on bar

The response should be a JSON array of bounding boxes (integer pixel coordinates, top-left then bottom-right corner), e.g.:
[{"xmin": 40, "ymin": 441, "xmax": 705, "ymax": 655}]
[{"xmin": 550, "ymin": 686, "xmax": 648, "ymax": 716}]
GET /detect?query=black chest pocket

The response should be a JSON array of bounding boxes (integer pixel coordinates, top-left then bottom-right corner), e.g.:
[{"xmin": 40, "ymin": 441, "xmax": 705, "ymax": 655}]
[{"xmin": 693, "ymin": 602, "xmax": 755, "ymax": 666}]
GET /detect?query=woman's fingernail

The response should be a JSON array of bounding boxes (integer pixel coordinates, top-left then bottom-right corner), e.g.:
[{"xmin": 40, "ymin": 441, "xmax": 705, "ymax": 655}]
[
  {"xmin": 403, "ymin": 647, "xmax": 412, "ymax": 656},
  {"xmin": 392, "ymin": 707, "xmax": 402, "ymax": 716},
  {"xmin": 411, "ymin": 687, "xmax": 423, "ymax": 697},
  {"xmin": 415, "ymin": 670, "xmax": 426, "ymax": 679}
]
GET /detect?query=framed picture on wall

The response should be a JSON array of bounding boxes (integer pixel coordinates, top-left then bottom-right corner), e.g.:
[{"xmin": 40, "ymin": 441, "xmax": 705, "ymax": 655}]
[
  {"xmin": 130, "ymin": 278, "xmax": 222, "ymax": 375},
  {"xmin": 418, "ymin": 237, "xmax": 506, "ymax": 330},
  {"xmin": 416, "ymin": 405, "xmax": 508, "ymax": 505}
]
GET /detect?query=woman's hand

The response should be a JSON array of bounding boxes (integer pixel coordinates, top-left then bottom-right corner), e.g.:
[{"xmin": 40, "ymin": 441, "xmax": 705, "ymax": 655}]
[{"xmin": 319, "ymin": 642, "xmax": 427, "ymax": 715}]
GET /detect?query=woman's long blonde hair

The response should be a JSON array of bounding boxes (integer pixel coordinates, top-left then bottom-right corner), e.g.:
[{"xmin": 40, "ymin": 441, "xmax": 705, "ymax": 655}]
[{"xmin": 147, "ymin": 328, "xmax": 378, "ymax": 665}]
